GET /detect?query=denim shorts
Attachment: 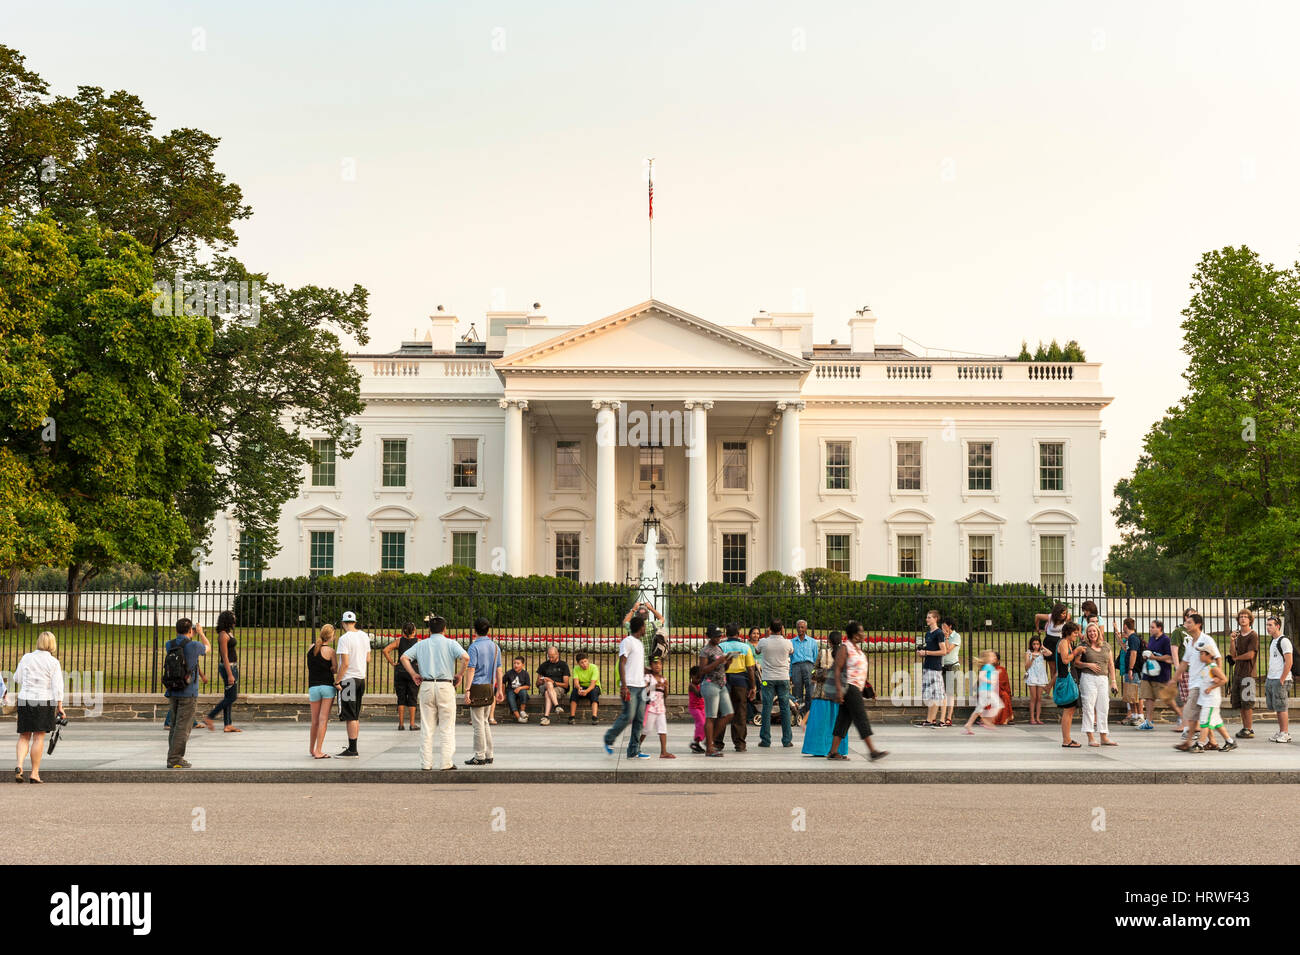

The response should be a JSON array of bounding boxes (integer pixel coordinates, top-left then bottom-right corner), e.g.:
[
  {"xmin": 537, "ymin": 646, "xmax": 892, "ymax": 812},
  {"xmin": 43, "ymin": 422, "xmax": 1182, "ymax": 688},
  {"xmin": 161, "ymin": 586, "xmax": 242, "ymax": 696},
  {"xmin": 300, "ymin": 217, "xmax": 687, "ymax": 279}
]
[
  {"xmin": 701, "ymin": 681, "xmax": 733, "ymax": 719},
  {"xmin": 309, "ymin": 685, "xmax": 336, "ymax": 702}
]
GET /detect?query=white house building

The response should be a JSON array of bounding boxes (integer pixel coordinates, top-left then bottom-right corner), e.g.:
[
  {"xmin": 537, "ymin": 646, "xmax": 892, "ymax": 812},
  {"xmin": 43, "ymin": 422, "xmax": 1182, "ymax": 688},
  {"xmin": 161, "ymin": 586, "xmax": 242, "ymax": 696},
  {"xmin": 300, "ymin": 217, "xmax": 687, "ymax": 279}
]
[{"xmin": 208, "ymin": 300, "xmax": 1111, "ymax": 587}]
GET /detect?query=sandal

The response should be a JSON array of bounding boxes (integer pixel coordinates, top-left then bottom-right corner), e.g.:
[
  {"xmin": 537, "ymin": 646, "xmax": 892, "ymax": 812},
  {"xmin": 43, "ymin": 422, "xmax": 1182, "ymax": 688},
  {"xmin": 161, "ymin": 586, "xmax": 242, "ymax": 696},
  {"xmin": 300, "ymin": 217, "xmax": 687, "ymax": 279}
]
[
  {"xmin": 660, "ymin": 753, "xmax": 677, "ymax": 759},
  {"xmin": 224, "ymin": 726, "xmax": 242, "ymax": 733},
  {"xmin": 29, "ymin": 776, "xmax": 42, "ymax": 784},
  {"xmin": 705, "ymin": 751, "xmax": 724, "ymax": 757},
  {"xmin": 1061, "ymin": 741, "xmax": 1081, "ymax": 748},
  {"xmin": 14, "ymin": 767, "xmax": 23, "ymax": 784},
  {"xmin": 827, "ymin": 753, "xmax": 849, "ymax": 761}
]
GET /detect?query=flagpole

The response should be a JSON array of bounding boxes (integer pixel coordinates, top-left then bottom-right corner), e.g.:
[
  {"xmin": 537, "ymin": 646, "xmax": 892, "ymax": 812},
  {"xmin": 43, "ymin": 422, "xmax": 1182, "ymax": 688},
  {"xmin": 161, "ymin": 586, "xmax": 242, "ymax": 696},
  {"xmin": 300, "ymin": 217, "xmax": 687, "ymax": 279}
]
[{"xmin": 647, "ymin": 158, "xmax": 654, "ymax": 300}]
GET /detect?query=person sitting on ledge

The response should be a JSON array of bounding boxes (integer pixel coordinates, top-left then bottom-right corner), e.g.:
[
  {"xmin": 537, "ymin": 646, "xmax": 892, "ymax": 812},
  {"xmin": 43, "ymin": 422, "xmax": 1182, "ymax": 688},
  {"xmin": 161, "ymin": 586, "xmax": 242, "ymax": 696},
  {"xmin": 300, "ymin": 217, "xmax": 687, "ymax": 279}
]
[
  {"xmin": 569, "ymin": 650, "xmax": 601, "ymax": 724},
  {"xmin": 536, "ymin": 645, "xmax": 571, "ymax": 725},
  {"xmin": 505, "ymin": 657, "xmax": 531, "ymax": 722}
]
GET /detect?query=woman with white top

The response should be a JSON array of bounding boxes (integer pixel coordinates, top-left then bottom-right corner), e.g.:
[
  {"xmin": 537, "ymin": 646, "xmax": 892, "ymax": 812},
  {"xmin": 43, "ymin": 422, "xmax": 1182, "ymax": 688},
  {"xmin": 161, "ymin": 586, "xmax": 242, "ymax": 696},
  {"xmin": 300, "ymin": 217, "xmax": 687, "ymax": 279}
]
[{"xmin": 12, "ymin": 631, "xmax": 66, "ymax": 784}]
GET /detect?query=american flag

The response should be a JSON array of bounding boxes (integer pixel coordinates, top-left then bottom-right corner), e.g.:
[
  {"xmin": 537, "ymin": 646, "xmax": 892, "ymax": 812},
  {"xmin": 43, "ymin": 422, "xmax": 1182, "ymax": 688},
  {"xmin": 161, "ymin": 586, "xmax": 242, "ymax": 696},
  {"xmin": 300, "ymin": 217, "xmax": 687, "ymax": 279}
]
[{"xmin": 647, "ymin": 160, "xmax": 654, "ymax": 219}]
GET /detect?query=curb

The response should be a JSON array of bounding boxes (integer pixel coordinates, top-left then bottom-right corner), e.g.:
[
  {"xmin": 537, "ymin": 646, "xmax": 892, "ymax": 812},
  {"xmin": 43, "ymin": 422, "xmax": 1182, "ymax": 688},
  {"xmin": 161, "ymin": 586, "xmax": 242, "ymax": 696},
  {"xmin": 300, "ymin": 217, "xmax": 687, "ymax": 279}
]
[{"xmin": 35, "ymin": 768, "xmax": 1300, "ymax": 784}]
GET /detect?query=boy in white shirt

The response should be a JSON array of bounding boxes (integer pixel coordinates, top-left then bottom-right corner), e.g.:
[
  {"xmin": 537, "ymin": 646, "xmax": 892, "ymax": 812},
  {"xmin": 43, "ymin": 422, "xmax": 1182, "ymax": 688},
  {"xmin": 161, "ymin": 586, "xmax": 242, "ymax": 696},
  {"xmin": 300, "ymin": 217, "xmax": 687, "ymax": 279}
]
[{"xmin": 1264, "ymin": 615, "xmax": 1293, "ymax": 743}]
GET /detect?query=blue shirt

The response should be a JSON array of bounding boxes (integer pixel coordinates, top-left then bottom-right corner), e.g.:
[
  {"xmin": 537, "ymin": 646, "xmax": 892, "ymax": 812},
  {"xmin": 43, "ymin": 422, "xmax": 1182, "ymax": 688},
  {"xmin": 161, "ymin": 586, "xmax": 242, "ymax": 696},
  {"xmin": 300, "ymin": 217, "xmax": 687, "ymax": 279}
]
[
  {"xmin": 402, "ymin": 634, "xmax": 467, "ymax": 681},
  {"xmin": 790, "ymin": 635, "xmax": 819, "ymax": 665},
  {"xmin": 1145, "ymin": 634, "xmax": 1172, "ymax": 684},
  {"xmin": 164, "ymin": 635, "xmax": 207, "ymax": 698},
  {"xmin": 466, "ymin": 637, "xmax": 502, "ymax": 686}
]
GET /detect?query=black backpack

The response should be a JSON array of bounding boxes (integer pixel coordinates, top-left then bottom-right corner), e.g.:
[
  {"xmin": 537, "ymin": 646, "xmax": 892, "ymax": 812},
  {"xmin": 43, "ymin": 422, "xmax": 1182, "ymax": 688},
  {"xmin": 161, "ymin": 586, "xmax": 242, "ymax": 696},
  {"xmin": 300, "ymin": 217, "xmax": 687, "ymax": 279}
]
[{"xmin": 161, "ymin": 642, "xmax": 192, "ymax": 693}]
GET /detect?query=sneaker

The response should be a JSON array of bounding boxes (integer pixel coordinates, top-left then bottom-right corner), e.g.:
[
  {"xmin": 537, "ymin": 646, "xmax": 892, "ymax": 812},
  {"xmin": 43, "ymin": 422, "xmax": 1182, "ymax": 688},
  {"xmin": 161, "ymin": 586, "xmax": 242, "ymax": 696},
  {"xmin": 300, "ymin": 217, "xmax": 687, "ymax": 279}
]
[
  {"xmin": 1236, "ymin": 728, "xmax": 1255, "ymax": 739},
  {"xmin": 633, "ymin": 753, "xmax": 652, "ymax": 759},
  {"xmin": 567, "ymin": 716, "xmax": 575, "ymax": 725},
  {"xmin": 464, "ymin": 757, "xmax": 490, "ymax": 765},
  {"xmin": 168, "ymin": 759, "xmax": 192, "ymax": 769},
  {"xmin": 783, "ymin": 742, "xmax": 794, "ymax": 748},
  {"xmin": 1189, "ymin": 742, "xmax": 1205, "ymax": 753},
  {"xmin": 1276, "ymin": 732, "xmax": 1293, "ymax": 744},
  {"xmin": 540, "ymin": 717, "xmax": 550, "ymax": 726},
  {"xmin": 689, "ymin": 741, "xmax": 705, "ymax": 753},
  {"xmin": 757, "ymin": 741, "xmax": 771, "ymax": 748},
  {"xmin": 590, "ymin": 716, "xmax": 598, "ymax": 725},
  {"xmin": 519, "ymin": 713, "xmax": 528, "ymax": 723},
  {"xmin": 1219, "ymin": 740, "xmax": 1237, "ymax": 752},
  {"xmin": 335, "ymin": 749, "xmax": 359, "ymax": 758},
  {"xmin": 1138, "ymin": 721, "xmax": 1154, "ymax": 731},
  {"xmin": 1179, "ymin": 729, "xmax": 1189, "ymax": 740},
  {"xmin": 603, "ymin": 743, "xmax": 613, "ymax": 755}
]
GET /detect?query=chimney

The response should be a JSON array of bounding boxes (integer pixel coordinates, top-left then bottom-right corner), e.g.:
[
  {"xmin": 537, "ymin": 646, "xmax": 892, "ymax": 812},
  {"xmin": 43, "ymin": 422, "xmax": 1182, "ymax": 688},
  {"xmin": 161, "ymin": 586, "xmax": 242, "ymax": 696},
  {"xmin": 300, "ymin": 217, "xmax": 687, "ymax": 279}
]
[
  {"xmin": 849, "ymin": 306, "xmax": 876, "ymax": 354},
  {"xmin": 429, "ymin": 310, "xmax": 458, "ymax": 352}
]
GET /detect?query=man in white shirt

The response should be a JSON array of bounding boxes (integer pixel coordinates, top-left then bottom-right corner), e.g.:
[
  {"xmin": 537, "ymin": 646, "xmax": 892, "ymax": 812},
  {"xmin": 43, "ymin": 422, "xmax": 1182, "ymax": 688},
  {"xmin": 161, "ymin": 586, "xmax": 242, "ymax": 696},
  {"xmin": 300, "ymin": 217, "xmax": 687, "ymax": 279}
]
[
  {"xmin": 1264, "ymin": 615, "xmax": 1293, "ymax": 743},
  {"xmin": 1174, "ymin": 613, "xmax": 1219, "ymax": 743},
  {"xmin": 334, "ymin": 610, "xmax": 371, "ymax": 757},
  {"xmin": 757, "ymin": 619, "xmax": 795, "ymax": 748},
  {"xmin": 603, "ymin": 611, "xmax": 650, "ymax": 759}
]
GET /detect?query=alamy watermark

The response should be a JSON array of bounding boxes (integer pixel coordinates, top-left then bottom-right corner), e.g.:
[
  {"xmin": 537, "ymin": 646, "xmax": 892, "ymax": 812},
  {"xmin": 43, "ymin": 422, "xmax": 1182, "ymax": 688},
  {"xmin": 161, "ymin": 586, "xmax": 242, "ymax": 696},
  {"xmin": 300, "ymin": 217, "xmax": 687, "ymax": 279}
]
[{"xmin": 152, "ymin": 273, "xmax": 261, "ymax": 326}]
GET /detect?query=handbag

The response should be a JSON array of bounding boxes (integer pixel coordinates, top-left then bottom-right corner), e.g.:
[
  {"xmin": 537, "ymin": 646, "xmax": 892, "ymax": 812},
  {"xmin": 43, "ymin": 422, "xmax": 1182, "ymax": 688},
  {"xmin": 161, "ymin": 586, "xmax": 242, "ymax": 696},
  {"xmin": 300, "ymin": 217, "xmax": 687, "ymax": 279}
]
[
  {"xmin": 1052, "ymin": 670, "xmax": 1079, "ymax": 707},
  {"xmin": 468, "ymin": 683, "xmax": 494, "ymax": 707}
]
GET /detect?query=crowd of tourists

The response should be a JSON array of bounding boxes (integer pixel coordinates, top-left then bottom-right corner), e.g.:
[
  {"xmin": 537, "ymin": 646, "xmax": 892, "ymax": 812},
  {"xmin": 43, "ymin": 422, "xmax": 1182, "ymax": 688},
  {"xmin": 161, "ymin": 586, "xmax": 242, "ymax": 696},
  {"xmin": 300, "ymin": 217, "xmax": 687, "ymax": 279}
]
[{"xmin": 4, "ymin": 599, "xmax": 1294, "ymax": 776}]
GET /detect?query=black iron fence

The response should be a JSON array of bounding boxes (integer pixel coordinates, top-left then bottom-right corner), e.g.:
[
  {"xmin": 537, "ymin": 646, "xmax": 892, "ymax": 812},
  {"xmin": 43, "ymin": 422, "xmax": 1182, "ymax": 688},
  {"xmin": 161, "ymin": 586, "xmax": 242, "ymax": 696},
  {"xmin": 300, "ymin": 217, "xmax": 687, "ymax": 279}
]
[{"xmin": 1, "ymin": 581, "xmax": 1295, "ymax": 701}]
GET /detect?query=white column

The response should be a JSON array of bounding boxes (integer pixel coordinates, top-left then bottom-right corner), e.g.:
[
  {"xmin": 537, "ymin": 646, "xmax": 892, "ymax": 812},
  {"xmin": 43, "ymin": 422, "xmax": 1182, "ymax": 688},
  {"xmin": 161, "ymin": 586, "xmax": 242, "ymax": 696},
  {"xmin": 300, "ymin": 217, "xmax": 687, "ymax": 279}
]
[
  {"xmin": 499, "ymin": 398, "xmax": 527, "ymax": 576},
  {"xmin": 766, "ymin": 412, "xmax": 781, "ymax": 572},
  {"xmin": 592, "ymin": 399, "xmax": 620, "ymax": 582},
  {"xmin": 684, "ymin": 399, "xmax": 713, "ymax": 583},
  {"xmin": 777, "ymin": 400, "xmax": 805, "ymax": 575}
]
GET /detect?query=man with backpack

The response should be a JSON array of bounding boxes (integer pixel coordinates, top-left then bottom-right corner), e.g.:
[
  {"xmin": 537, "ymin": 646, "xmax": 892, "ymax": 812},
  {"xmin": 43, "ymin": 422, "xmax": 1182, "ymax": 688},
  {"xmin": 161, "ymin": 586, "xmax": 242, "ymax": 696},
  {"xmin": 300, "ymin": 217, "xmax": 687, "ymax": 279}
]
[
  {"xmin": 1263, "ymin": 615, "xmax": 1293, "ymax": 744},
  {"xmin": 163, "ymin": 618, "xmax": 212, "ymax": 769},
  {"xmin": 1116, "ymin": 617, "xmax": 1144, "ymax": 726}
]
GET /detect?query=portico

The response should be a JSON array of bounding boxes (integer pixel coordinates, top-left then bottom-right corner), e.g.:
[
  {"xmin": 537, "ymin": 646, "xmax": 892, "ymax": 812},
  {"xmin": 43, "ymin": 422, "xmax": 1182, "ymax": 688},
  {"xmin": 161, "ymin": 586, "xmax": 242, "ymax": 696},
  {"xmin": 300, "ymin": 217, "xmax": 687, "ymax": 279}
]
[{"xmin": 494, "ymin": 301, "xmax": 810, "ymax": 583}]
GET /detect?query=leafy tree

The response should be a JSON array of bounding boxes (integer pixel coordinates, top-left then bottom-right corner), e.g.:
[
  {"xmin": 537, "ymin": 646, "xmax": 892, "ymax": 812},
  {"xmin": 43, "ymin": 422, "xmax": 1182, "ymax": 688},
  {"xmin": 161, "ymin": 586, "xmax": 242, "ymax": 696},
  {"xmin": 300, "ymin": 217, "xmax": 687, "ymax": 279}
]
[
  {"xmin": 0, "ymin": 213, "xmax": 77, "ymax": 626},
  {"xmin": 43, "ymin": 222, "xmax": 210, "ymax": 618},
  {"xmin": 1016, "ymin": 340, "xmax": 1032, "ymax": 361},
  {"xmin": 0, "ymin": 45, "xmax": 250, "ymax": 271},
  {"xmin": 177, "ymin": 257, "xmax": 368, "ymax": 566},
  {"xmin": 1119, "ymin": 246, "xmax": 1300, "ymax": 629}
]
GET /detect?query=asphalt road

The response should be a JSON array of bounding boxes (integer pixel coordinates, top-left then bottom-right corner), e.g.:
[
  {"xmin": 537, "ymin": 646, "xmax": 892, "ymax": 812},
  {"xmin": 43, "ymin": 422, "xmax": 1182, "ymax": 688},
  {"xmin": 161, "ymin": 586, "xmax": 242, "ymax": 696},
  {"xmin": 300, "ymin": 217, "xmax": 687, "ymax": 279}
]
[{"xmin": 8, "ymin": 783, "xmax": 1295, "ymax": 864}]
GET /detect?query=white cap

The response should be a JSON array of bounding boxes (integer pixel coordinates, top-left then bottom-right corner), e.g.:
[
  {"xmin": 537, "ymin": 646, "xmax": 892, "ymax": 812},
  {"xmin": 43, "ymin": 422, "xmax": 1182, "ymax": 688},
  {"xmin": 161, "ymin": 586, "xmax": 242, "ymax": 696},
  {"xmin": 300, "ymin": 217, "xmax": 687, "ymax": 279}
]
[
  {"xmin": 341, "ymin": 611, "xmax": 357, "ymax": 623},
  {"xmin": 1194, "ymin": 636, "xmax": 1219, "ymax": 657}
]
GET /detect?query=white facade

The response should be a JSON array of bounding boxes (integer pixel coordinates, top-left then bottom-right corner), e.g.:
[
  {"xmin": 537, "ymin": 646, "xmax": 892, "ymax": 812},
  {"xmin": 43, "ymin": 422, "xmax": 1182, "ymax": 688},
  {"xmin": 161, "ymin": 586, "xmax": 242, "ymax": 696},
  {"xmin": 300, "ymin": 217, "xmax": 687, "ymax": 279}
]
[{"xmin": 208, "ymin": 301, "xmax": 1111, "ymax": 587}]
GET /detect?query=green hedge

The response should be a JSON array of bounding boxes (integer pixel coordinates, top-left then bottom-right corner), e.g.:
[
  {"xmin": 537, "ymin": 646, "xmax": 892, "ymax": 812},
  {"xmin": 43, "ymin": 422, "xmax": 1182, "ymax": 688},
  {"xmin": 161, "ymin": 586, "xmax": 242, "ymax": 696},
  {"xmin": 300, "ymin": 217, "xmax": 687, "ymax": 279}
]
[{"xmin": 235, "ymin": 566, "xmax": 1050, "ymax": 632}]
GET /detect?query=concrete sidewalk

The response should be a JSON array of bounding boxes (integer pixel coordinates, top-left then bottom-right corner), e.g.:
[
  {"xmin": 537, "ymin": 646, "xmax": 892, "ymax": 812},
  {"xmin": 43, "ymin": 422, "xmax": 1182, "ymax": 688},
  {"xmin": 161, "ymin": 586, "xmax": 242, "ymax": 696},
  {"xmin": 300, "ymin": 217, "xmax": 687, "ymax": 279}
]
[{"xmin": 20, "ymin": 716, "xmax": 1300, "ymax": 784}]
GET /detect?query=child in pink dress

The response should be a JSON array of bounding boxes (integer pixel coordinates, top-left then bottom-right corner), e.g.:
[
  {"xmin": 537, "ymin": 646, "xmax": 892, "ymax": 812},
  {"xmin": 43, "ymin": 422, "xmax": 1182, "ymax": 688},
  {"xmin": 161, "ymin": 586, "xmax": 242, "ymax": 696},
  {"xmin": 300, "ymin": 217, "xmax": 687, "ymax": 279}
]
[
  {"xmin": 688, "ymin": 665, "xmax": 706, "ymax": 753},
  {"xmin": 639, "ymin": 658, "xmax": 674, "ymax": 758}
]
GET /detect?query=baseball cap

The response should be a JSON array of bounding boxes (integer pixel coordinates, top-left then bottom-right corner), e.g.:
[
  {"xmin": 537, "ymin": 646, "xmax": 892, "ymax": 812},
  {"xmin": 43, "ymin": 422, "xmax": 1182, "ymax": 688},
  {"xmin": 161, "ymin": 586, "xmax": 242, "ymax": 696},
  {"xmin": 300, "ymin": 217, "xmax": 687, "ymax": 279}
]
[
  {"xmin": 1194, "ymin": 636, "xmax": 1219, "ymax": 657},
  {"xmin": 705, "ymin": 625, "xmax": 723, "ymax": 640},
  {"xmin": 341, "ymin": 610, "xmax": 357, "ymax": 623}
]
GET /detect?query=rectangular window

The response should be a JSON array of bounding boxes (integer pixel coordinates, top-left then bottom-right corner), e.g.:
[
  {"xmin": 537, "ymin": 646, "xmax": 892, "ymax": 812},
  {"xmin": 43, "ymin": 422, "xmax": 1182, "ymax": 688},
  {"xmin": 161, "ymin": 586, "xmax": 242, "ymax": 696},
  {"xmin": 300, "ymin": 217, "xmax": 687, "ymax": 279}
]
[
  {"xmin": 238, "ymin": 532, "xmax": 263, "ymax": 583},
  {"xmin": 380, "ymin": 531, "xmax": 405, "ymax": 572},
  {"xmin": 1039, "ymin": 442, "xmax": 1065, "ymax": 492},
  {"xmin": 825, "ymin": 534, "xmax": 851, "ymax": 575},
  {"xmin": 452, "ymin": 438, "xmax": 478, "ymax": 488},
  {"xmin": 309, "ymin": 531, "xmax": 335, "ymax": 578},
  {"xmin": 897, "ymin": 534, "xmax": 922, "ymax": 578},
  {"xmin": 721, "ymin": 441, "xmax": 748, "ymax": 490},
  {"xmin": 967, "ymin": 442, "xmax": 993, "ymax": 491},
  {"xmin": 1040, "ymin": 535, "xmax": 1065, "ymax": 590},
  {"xmin": 721, "ymin": 533, "xmax": 747, "ymax": 585},
  {"xmin": 638, "ymin": 446, "xmax": 664, "ymax": 489},
  {"xmin": 896, "ymin": 441, "xmax": 922, "ymax": 490},
  {"xmin": 311, "ymin": 439, "xmax": 336, "ymax": 487},
  {"xmin": 451, "ymin": 532, "xmax": 477, "ymax": 569},
  {"xmin": 554, "ymin": 440, "xmax": 581, "ymax": 490},
  {"xmin": 969, "ymin": 534, "xmax": 993, "ymax": 584},
  {"xmin": 825, "ymin": 441, "xmax": 851, "ymax": 490},
  {"xmin": 555, "ymin": 531, "xmax": 581, "ymax": 580},
  {"xmin": 382, "ymin": 439, "xmax": 407, "ymax": 488}
]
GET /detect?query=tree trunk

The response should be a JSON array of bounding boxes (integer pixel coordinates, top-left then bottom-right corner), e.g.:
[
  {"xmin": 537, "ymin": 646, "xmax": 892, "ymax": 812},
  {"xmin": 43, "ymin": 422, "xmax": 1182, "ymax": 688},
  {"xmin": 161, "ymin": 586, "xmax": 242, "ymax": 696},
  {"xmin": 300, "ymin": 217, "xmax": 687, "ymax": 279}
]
[
  {"xmin": 0, "ymin": 569, "xmax": 19, "ymax": 630},
  {"xmin": 64, "ymin": 564, "xmax": 83, "ymax": 622}
]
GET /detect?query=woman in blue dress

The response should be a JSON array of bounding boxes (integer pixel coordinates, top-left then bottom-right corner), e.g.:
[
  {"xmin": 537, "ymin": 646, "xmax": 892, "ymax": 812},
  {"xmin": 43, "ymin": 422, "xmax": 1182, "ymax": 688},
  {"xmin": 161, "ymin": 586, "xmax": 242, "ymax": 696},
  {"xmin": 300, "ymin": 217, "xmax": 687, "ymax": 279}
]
[{"xmin": 802, "ymin": 630, "xmax": 848, "ymax": 757}]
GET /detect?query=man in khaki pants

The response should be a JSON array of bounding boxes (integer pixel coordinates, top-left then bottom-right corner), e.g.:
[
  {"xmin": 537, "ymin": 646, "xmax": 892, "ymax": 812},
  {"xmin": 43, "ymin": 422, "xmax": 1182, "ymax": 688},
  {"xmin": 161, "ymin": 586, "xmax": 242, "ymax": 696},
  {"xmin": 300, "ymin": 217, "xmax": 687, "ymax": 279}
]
[
  {"xmin": 464, "ymin": 617, "xmax": 504, "ymax": 765},
  {"xmin": 400, "ymin": 615, "xmax": 467, "ymax": 770}
]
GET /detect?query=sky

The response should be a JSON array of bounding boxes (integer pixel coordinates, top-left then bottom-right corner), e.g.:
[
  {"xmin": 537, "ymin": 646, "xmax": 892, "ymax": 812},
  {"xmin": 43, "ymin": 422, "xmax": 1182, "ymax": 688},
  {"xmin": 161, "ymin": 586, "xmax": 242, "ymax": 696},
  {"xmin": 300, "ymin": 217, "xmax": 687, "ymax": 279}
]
[{"xmin": 8, "ymin": 0, "xmax": 1300, "ymax": 549}]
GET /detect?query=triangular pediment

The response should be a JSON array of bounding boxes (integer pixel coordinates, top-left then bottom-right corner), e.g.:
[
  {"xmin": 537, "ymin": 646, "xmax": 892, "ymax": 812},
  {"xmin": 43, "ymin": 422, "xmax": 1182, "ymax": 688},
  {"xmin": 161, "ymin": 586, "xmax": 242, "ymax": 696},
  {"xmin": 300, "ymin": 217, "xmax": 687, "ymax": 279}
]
[
  {"xmin": 439, "ymin": 505, "xmax": 490, "ymax": 522},
  {"xmin": 957, "ymin": 508, "xmax": 1006, "ymax": 525},
  {"xmin": 494, "ymin": 301, "xmax": 811, "ymax": 374},
  {"xmin": 812, "ymin": 508, "xmax": 863, "ymax": 524},
  {"xmin": 296, "ymin": 504, "xmax": 347, "ymax": 521}
]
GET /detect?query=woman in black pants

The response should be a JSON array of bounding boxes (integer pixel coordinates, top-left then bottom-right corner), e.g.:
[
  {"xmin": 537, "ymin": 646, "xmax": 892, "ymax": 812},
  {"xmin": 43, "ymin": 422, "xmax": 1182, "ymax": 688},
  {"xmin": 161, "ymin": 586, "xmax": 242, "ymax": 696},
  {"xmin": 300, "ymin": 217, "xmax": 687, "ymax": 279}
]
[
  {"xmin": 206, "ymin": 610, "xmax": 241, "ymax": 733},
  {"xmin": 828, "ymin": 621, "xmax": 888, "ymax": 761}
]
